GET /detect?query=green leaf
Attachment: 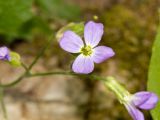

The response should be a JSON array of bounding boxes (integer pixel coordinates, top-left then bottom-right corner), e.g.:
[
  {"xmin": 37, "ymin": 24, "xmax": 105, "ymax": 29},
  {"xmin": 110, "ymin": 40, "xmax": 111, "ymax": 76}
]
[
  {"xmin": 18, "ymin": 16, "xmax": 52, "ymax": 40},
  {"xmin": 9, "ymin": 52, "xmax": 21, "ymax": 67},
  {"xmin": 0, "ymin": 0, "xmax": 33, "ymax": 37},
  {"xmin": 147, "ymin": 25, "xmax": 160, "ymax": 120},
  {"xmin": 35, "ymin": 0, "xmax": 81, "ymax": 20},
  {"xmin": 56, "ymin": 22, "xmax": 84, "ymax": 41}
]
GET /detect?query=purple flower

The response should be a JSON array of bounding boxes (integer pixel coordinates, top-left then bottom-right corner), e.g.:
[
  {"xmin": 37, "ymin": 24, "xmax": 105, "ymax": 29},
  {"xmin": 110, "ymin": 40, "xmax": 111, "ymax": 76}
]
[
  {"xmin": 0, "ymin": 46, "xmax": 10, "ymax": 61},
  {"xmin": 59, "ymin": 21, "xmax": 115, "ymax": 74},
  {"xmin": 124, "ymin": 91, "xmax": 159, "ymax": 120}
]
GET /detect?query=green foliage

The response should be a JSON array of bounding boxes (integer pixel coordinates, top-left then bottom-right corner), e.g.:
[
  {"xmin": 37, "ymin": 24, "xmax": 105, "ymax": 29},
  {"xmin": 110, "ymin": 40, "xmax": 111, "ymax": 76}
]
[
  {"xmin": 0, "ymin": 0, "xmax": 81, "ymax": 43},
  {"xmin": 9, "ymin": 52, "xmax": 21, "ymax": 67},
  {"xmin": 35, "ymin": 0, "xmax": 81, "ymax": 20},
  {"xmin": 18, "ymin": 16, "xmax": 52, "ymax": 40},
  {"xmin": 0, "ymin": 0, "xmax": 33, "ymax": 38},
  {"xmin": 148, "ymin": 25, "xmax": 160, "ymax": 120}
]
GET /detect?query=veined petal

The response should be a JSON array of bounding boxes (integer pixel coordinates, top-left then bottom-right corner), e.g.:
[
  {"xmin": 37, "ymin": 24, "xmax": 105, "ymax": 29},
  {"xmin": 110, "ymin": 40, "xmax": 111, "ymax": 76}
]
[
  {"xmin": 92, "ymin": 46, "xmax": 115, "ymax": 63},
  {"xmin": 133, "ymin": 92, "xmax": 159, "ymax": 110},
  {"xmin": 59, "ymin": 31, "xmax": 84, "ymax": 53},
  {"xmin": 72, "ymin": 54, "xmax": 94, "ymax": 74},
  {"xmin": 84, "ymin": 21, "xmax": 104, "ymax": 47},
  {"xmin": 125, "ymin": 104, "xmax": 144, "ymax": 120},
  {"xmin": 0, "ymin": 46, "xmax": 10, "ymax": 61}
]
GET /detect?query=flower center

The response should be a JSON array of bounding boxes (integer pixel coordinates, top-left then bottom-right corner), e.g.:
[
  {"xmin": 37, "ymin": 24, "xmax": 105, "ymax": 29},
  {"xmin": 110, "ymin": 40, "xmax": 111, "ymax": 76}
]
[{"xmin": 81, "ymin": 46, "xmax": 93, "ymax": 56}]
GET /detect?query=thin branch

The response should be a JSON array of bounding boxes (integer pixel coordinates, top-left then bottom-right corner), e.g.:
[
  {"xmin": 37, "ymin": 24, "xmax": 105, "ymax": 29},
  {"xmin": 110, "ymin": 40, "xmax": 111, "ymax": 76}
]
[
  {"xmin": 21, "ymin": 63, "xmax": 28, "ymax": 71},
  {"xmin": 28, "ymin": 71, "xmax": 78, "ymax": 77},
  {"xmin": 0, "ymin": 73, "xmax": 26, "ymax": 87},
  {"xmin": 0, "ymin": 34, "xmax": 54, "ymax": 88},
  {"xmin": 0, "ymin": 88, "xmax": 8, "ymax": 120},
  {"xmin": 28, "ymin": 35, "xmax": 54, "ymax": 70}
]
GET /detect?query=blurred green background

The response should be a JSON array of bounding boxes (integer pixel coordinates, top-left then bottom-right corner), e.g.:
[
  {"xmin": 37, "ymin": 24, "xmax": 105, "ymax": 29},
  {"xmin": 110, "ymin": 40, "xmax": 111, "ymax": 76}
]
[{"xmin": 0, "ymin": 0, "xmax": 159, "ymax": 120}]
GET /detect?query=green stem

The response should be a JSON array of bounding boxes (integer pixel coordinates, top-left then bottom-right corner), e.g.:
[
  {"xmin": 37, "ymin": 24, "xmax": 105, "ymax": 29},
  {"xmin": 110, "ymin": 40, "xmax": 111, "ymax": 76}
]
[
  {"xmin": 28, "ymin": 71, "xmax": 78, "ymax": 77},
  {"xmin": 0, "ymin": 34, "xmax": 54, "ymax": 88},
  {"xmin": 28, "ymin": 35, "xmax": 53, "ymax": 70},
  {"xmin": 0, "ymin": 69, "xmax": 129, "ymax": 103},
  {"xmin": 28, "ymin": 71, "xmax": 104, "ymax": 80},
  {"xmin": 21, "ymin": 63, "xmax": 28, "ymax": 71},
  {"xmin": 0, "ymin": 73, "xmax": 27, "ymax": 87},
  {"xmin": 0, "ymin": 37, "xmax": 55, "ymax": 119},
  {"xmin": 0, "ymin": 70, "xmax": 100, "ymax": 88},
  {"xmin": 0, "ymin": 88, "xmax": 7, "ymax": 120},
  {"xmin": 0, "ymin": 71, "xmax": 130, "ymax": 108}
]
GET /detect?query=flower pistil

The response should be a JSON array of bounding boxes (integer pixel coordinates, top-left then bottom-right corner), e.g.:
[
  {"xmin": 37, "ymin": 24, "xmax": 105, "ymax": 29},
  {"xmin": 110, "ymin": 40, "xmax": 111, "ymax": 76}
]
[{"xmin": 80, "ymin": 45, "xmax": 93, "ymax": 56}]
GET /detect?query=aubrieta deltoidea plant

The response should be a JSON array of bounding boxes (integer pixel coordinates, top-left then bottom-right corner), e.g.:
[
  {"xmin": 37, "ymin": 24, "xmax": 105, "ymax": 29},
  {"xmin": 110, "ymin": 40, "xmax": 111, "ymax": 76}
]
[{"xmin": 0, "ymin": 21, "xmax": 159, "ymax": 120}]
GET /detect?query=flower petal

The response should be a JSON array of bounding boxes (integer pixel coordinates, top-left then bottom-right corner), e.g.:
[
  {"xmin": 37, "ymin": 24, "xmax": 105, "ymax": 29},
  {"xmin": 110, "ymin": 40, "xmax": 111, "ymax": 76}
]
[
  {"xmin": 125, "ymin": 104, "xmax": 144, "ymax": 120},
  {"xmin": 92, "ymin": 46, "xmax": 115, "ymax": 63},
  {"xmin": 59, "ymin": 31, "xmax": 84, "ymax": 53},
  {"xmin": 133, "ymin": 92, "xmax": 159, "ymax": 110},
  {"xmin": 72, "ymin": 54, "xmax": 94, "ymax": 74},
  {"xmin": 84, "ymin": 21, "xmax": 104, "ymax": 47},
  {"xmin": 0, "ymin": 46, "xmax": 10, "ymax": 61},
  {"xmin": 132, "ymin": 92, "xmax": 151, "ymax": 106}
]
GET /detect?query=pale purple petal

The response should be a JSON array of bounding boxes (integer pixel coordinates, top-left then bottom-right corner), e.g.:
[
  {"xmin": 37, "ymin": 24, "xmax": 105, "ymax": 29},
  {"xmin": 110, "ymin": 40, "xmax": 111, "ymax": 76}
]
[
  {"xmin": 133, "ymin": 92, "xmax": 159, "ymax": 110},
  {"xmin": 0, "ymin": 46, "xmax": 10, "ymax": 61},
  {"xmin": 125, "ymin": 104, "xmax": 144, "ymax": 120},
  {"xmin": 84, "ymin": 21, "xmax": 104, "ymax": 47},
  {"xmin": 72, "ymin": 54, "xmax": 94, "ymax": 74},
  {"xmin": 59, "ymin": 31, "xmax": 84, "ymax": 53},
  {"xmin": 132, "ymin": 92, "xmax": 151, "ymax": 106},
  {"xmin": 92, "ymin": 46, "xmax": 115, "ymax": 63}
]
